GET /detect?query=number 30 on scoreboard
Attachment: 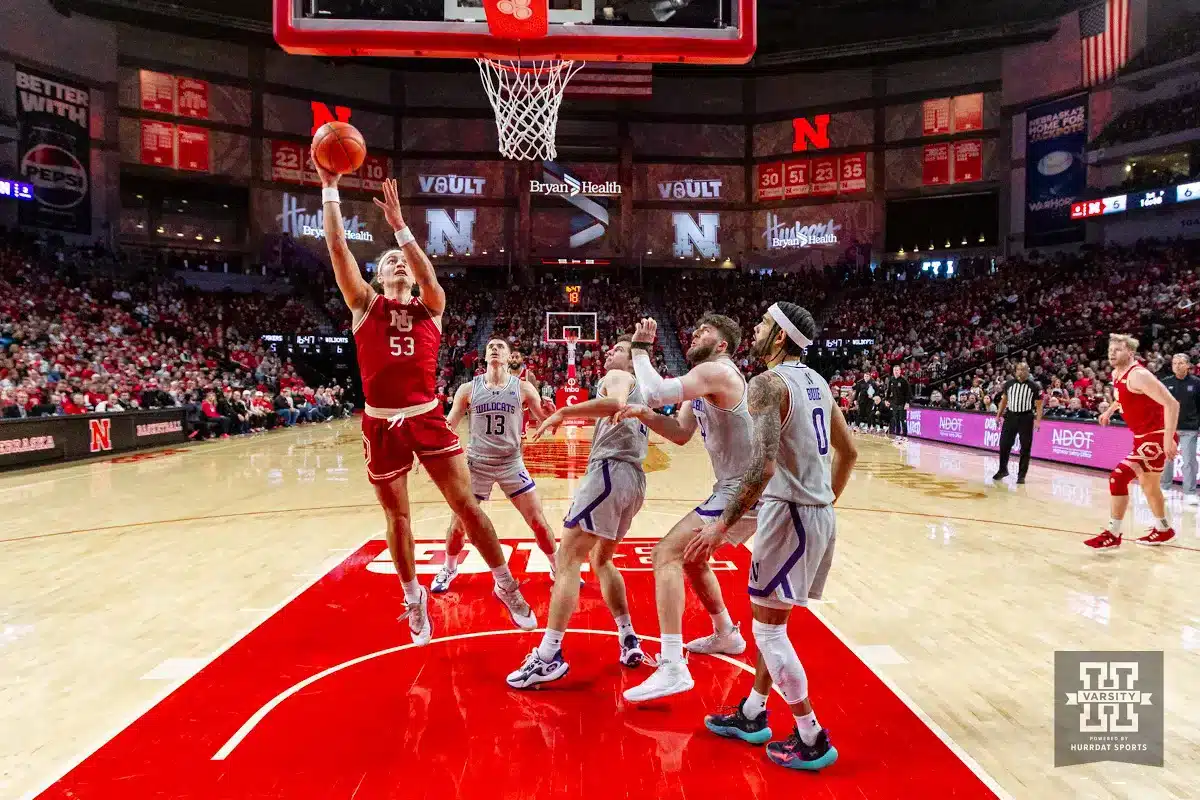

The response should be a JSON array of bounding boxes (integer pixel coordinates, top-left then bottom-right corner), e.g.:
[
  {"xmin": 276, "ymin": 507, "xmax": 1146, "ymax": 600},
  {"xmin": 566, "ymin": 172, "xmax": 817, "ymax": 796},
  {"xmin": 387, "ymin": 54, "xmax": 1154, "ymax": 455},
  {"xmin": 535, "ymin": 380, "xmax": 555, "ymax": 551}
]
[{"xmin": 564, "ymin": 285, "xmax": 582, "ymax": 305}]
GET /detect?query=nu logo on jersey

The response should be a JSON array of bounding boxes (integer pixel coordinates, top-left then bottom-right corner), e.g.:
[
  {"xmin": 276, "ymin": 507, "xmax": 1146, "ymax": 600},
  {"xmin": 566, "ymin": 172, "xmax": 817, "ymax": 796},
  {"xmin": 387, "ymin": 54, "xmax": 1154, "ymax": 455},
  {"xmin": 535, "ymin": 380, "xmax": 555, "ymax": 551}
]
[{"xmin": 390, "ymin": 309, "xmax": 413, "ymax": 331}]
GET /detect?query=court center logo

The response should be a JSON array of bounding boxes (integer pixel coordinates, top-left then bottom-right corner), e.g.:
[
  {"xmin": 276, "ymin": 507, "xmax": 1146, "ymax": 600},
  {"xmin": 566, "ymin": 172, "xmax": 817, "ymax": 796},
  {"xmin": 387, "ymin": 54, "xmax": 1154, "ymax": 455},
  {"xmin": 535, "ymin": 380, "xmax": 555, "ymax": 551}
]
[{"xmin": 1054, "ymin": 651, "xmax": 1163, "ymax": 766}]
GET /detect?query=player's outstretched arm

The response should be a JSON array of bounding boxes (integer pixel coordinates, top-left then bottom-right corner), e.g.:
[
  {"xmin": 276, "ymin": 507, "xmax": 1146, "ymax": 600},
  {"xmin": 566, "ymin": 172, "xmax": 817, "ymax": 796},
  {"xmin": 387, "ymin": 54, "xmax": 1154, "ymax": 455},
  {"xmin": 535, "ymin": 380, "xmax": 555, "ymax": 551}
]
[
  {"xmin": 828, "ymin": 404, "xmax": 858, "ymax": 503},
  {"xmin": 444, "ymin": 382, "xmax": 473, "ymax": 430},
  {"xmin": 557, "ymin": 370, "xmax": 635, "ymax": 420},
  {"xmin": 629, "ymin": 318, "xmax": 739, "ymax": 408},
  {"xmin": 373, "ymin": 178, "xmax": 445, "ymax": 316},
  {"xmin": 619, "ymin": 399, "xmax": 699, "ymax": 445},
  {"xmin": 314, "ymin": 152, "xmax": 372, "ymax": 317}
]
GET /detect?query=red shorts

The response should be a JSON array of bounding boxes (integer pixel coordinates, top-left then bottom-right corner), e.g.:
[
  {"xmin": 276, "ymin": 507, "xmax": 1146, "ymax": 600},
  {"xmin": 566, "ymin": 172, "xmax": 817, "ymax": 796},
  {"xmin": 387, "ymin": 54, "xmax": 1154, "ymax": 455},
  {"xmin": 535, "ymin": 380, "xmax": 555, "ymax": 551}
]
[
  {"xmin": 361, "ymin": 409, "xmax": 463, "ymax": 485},
  {"xmin": 1125, "ymin": 431, "xmax": 1177, "ymax": 473}
]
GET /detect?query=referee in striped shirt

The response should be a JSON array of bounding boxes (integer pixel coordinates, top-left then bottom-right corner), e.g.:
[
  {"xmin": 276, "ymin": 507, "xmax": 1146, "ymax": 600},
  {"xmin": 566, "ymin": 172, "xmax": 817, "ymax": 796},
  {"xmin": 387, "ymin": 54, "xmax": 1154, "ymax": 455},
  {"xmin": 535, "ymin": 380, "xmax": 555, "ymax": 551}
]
[{"xmin": 993, "ymin": 361, "xmax": 1043, "ymax": 484}]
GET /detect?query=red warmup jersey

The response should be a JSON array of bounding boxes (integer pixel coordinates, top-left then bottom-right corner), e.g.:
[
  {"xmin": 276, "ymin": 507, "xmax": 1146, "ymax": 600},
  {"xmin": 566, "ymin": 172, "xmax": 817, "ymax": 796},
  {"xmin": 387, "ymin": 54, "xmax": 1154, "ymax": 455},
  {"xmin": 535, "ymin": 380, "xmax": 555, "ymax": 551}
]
[
  {"xmin": 1114, "ymin": 363, "xmax": 1164, "ymax": 436},
  {"xmin": 353, "ymin": 294, "xmax": 441, "ymax": 409}
]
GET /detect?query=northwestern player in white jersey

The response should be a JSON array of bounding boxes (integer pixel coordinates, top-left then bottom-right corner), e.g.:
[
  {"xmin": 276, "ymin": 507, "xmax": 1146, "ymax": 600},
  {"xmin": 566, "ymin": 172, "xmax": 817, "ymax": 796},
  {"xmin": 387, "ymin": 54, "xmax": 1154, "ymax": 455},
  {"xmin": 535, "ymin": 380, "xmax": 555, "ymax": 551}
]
[
  {"xmin": 506, "ymin": 337, "xmax": 649, "ymax": 688},
  {"xmin": 612, "ymin": 314, "xmax": 757, "ymax": 703},
  {"xmin": 691, "ymin": 302, "xmax": 857, "ymax": 772},
  {"xmin": 436, "ymin": 338, "xmax": 558, "ymax": 592}
]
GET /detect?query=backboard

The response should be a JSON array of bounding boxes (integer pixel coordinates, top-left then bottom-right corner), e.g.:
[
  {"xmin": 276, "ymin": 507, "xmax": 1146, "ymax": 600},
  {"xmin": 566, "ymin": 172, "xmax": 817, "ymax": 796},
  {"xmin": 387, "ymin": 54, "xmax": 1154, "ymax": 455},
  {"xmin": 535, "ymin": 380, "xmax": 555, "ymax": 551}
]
[
  {"xmin": 274, "ymin": 0, "xmax": 756, "ymax": 64},
  {"xmin": 545, "ymin": 311, "xmax": 599, "ymax": 343}
]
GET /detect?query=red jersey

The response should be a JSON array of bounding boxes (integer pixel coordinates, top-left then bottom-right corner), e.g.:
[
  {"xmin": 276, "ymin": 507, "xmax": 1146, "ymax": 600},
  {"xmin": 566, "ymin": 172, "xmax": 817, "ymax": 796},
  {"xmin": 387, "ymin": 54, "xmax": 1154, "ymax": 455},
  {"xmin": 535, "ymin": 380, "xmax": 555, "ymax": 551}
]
[
  {"xmin": 1114, "ymin": 362, "xmax": 1164, "ymax": 436},
  {"xmin": 353, "ymin": 294, "xmax": 441, "ymax": 409}
]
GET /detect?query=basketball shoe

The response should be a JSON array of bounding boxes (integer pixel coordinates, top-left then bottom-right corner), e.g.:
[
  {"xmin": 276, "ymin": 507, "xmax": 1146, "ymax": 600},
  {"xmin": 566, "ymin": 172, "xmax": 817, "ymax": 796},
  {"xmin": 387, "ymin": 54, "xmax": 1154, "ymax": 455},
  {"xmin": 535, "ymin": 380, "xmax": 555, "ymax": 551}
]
[
  {"xmin": 1083, "ymin": 530, "xmax": 1121, "ymax": 550},
  {"xmin": 623, "ymin": 656, "xmax": 694, "ymax": 702},
  {"xmin": 686, "ymin": 622, "xmax": 747, "ymax": 656},
  {"xmin": 493, "ymin": 583, "xmax": 538, "ymax": 630},
  {"xmin": 506, "ymin": 648, "xmax": 569, "ymax": 689},
  {"xmin": 620, "ymin": 633, "xmax": 645, "ymax": 667},
  {"xmin": 704, "ymin": 700, "xmax": 773, "ymax": 744},
  {"xmin": 1135, "ymin": 527, "xmax": 1175, "ymax": 546},
  {"xmin": 766, "ymin": 727, "xmax": 839, "ymax": 771},
  {"xmin": 431, "ymin": 565, "xmax": 457, "ymax": 593},
  {"xmin": 400, "ymin": 586, "xmax": 432, "ymax": 646}
]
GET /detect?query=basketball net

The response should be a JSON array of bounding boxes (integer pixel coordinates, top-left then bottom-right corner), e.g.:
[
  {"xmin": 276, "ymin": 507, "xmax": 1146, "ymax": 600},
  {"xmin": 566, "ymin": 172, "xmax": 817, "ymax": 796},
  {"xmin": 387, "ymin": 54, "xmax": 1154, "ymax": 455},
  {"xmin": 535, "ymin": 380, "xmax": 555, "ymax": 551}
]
[{"xmin": 476, "ymin": 0, "xmax": 582, "ymax": 160}]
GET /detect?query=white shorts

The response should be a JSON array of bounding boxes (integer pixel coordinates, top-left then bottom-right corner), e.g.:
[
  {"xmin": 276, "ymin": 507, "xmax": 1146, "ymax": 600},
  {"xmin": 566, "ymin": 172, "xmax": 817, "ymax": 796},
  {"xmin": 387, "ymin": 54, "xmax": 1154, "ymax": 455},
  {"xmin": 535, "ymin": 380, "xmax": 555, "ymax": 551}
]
[
  {"xmin": 696, "ymin": 483, "xmax": 759, "ymax": 546},
  {"xmin": 468, "ymin": 457, "xmax": 535, "ymax": 501},
  {"xmin": 564, "ymin": 459, "xmax": 646, "ymax": 542},
  {"xmin": 748, "ymin": 501, "xmax": 836, "ymax": 610}
]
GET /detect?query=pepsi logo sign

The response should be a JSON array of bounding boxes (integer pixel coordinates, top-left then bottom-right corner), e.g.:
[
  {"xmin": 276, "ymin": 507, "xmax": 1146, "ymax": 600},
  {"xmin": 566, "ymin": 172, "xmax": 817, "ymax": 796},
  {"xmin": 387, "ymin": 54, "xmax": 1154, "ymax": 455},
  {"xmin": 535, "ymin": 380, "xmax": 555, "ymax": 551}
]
[{"xmin": 21, "ymin": 143, "xmax": 88, "ymax": 210}]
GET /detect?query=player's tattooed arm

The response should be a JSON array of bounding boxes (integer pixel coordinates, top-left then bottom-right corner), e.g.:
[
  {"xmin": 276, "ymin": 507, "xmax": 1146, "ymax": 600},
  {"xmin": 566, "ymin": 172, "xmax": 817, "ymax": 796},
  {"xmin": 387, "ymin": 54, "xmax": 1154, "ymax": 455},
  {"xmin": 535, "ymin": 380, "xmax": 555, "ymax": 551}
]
[{"xmin": 720, "ymin": 372, "xmax": 785, "ymax": 528}]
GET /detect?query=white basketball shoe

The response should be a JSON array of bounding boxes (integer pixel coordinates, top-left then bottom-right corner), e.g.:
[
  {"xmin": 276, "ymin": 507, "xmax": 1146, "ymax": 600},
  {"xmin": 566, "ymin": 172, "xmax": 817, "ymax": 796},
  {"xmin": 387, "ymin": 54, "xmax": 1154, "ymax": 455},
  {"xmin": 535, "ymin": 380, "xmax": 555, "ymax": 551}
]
[
  {"xmin": 623, "ymin": 656, "xmax": 694, "ymax": 703},
  {"xmin": 400, "ymin": 586, "xmax": 432, "ymax": 646},
  {"xmin": 685, "ymin": 622, "xmax": 747, "ymax": 656}
]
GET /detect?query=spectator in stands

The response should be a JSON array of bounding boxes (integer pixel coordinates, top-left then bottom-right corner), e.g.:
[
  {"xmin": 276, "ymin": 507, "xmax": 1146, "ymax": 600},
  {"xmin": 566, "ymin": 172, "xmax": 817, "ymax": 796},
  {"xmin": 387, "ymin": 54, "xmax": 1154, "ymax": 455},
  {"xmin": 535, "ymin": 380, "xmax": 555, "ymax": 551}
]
[
  {"xmin": 273, "ymin": 388, "xmax": 300, "ymax": 426},
  {"xmin": 199, "ymin": 390, "xmax": 231, "ymax": 438}
]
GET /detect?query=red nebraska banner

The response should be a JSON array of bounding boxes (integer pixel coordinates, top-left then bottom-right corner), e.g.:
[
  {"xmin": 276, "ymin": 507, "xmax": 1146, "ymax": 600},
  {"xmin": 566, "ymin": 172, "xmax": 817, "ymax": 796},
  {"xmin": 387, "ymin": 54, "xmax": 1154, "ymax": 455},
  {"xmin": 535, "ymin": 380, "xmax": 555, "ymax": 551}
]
[
  {"xmin": 922, "ymin": 97, "xmax": 951, "ymax": 136},
  {"xmin": 952, "ymin": 93, "xmax": 983, "ymax": 133},
  {"xmin": 140, "ymin": 120, "xmax": 175, "ymax": 167},
  {"xmin": 952, "ymin": 139, "xmax": 982, "ymax": 183},
  {"xmin": 810, "ymin": 157, "xmax": 839, "ymax": 196},
  {"xmin": 783, "ymin": 159, "xmax": 810, "ymax": 199},
  {"xmin": 922, "ymin": 143, "xmax": 951, "ymax": 186},
  {"xmin": 176, "ymin": 78, "xmax": 209, "ymax": 120},
  {"xmin": 139, "ymin": 70, "xmax": 175, "ymax": 114},
  {"xmin": 270, "ymin": 140, "xmax": 306, "ymax": 183},
  {"xmin": 357, "ymin": 154, "xmax": 389, "ymax": 193},
  {"xmin": 757, "ymin": 162, "xmax": 784, "ymax": 201},
  {"xmin": 839, "ymin": 153, "xmax": 867, "ymax": 193},
  {"xmin": 176, "ymin": 125, "xmax": 210, "ymax": 172}
]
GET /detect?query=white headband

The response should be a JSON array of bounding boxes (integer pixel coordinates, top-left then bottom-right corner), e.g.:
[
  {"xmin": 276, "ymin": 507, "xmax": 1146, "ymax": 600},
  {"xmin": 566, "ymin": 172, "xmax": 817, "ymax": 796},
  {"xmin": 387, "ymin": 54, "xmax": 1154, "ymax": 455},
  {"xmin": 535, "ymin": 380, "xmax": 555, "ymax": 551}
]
[{"xmin": 768, "ymin": 303, "xmax": 813, "ymax": 349}]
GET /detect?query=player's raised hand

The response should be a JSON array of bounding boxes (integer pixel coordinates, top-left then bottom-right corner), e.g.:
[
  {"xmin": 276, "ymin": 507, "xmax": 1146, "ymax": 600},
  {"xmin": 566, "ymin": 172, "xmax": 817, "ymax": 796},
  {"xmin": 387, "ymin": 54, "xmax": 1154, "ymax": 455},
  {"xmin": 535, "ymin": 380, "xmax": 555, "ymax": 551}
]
[
  {"xmin": 531, "ymin": 411, "xmax": 563, "ymax": 442},
  {"xmin": 612, "ymin": 403, "xmax": 651, "ymax": 423},
  {"xmin": 632, "ymin": 317, "xmax": 658, "ymax": 344},
  {"xmin": 310, "ymin": 146, "xmax": 339, "ymax": 188},
  {"xmin": 372, "ymin": 178, "xmax": 405, "ymax": 231}
]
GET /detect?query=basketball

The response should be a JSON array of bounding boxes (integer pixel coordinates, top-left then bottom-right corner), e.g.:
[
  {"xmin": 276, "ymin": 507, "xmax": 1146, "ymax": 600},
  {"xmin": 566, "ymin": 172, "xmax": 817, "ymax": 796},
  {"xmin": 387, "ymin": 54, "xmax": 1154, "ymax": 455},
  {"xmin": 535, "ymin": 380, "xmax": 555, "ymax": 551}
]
[{"xmin": 311, "ymin": 121, "xmax": 366, "ymax": 175}]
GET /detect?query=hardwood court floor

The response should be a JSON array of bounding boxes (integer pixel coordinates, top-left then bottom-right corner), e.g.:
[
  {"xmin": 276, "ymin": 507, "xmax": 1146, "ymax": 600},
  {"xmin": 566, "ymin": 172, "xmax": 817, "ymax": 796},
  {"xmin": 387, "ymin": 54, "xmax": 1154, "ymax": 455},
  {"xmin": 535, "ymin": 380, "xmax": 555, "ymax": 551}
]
[{"xmin": 1, "ymin": 420, "xmax": 1197, "ymax": 799}]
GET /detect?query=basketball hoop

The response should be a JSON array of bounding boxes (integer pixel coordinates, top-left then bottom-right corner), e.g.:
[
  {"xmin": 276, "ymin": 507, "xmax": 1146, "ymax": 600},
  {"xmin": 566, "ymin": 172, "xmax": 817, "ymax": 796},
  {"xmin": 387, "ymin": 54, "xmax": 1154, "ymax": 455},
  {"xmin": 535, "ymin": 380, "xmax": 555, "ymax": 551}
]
[{"xmin": 476, "ymin": 57, "xmax": 583, "ymax": 161}]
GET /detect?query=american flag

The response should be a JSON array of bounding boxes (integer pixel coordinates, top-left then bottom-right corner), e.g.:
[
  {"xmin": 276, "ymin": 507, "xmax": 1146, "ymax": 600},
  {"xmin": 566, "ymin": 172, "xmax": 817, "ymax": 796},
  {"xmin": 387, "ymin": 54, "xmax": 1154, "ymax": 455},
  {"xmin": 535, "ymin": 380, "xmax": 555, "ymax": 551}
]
[
  {"xmin": 564, "ymin": 63, "xmax": 653, "ymax": 98},
  {"xmin": 1080, "ymin": 0, "xmax": 1130, "ymax": 87}
]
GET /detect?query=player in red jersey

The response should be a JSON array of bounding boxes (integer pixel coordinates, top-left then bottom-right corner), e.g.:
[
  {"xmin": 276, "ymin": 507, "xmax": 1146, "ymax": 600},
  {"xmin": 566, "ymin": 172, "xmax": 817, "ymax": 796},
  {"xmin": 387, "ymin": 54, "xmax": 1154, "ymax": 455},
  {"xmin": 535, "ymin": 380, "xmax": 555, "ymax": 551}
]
[
  {"xmin": 315, "ymin": 157, "xmax": 536, "ymax": 643},
  {"xmin": 1085, "ymin": 333, "xmax": 1180, "ymax": 550}
]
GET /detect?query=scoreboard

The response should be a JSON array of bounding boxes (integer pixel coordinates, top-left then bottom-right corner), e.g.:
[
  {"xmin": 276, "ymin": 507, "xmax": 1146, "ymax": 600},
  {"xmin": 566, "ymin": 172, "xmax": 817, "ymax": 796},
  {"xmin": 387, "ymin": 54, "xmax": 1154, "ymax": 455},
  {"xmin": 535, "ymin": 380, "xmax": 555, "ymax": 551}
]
[
  {"xmin": 1071, "ymin": 180, "xmax": 1200, "ymax": 220},
  {"xmin": 564, "ymin": 285, "xmax": 582, "ymax": 305},
  {"xmin": 260, "ymin": 333, "xmax": 352, "ymax": 356}
]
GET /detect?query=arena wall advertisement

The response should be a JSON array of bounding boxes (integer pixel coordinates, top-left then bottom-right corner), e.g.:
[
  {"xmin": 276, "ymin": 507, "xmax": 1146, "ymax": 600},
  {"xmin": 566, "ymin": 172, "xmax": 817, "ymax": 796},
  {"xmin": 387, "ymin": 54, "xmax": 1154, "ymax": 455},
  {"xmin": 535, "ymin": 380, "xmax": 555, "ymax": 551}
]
[
  {"xmin": 751, "ymin": 201, "xmax": 875, "ymax": 266},
  {"xmin": 1024, "ymin": 94, "xmax": 1088, "ymax": 247},
  {"xmin": 635, "ymin": 164, "xmax": 745, "ymax": 204},
  {"xmin": 14, "ymin": 65, "xmax": 91, "ymax": 234},
  {"xmin": 906, "ymin": 408, "xmax": 1200, "ymax": 487},
  {"xmin": 0, "ymin": 410, "xmax": 188, "ymax": 470}
]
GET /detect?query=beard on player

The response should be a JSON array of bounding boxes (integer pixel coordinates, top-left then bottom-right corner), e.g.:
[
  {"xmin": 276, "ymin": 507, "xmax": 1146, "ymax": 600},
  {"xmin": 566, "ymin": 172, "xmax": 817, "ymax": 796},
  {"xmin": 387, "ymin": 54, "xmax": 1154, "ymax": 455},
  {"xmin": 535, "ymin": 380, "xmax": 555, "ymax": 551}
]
[{"xmin": 508, "ymin": 352, "xmax": 524, "ymax": 373}]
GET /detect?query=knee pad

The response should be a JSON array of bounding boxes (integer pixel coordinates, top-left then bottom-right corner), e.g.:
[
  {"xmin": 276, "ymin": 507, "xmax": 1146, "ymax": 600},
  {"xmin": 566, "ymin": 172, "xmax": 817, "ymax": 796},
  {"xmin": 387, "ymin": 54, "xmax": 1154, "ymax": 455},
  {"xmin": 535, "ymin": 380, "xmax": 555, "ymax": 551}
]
[
  {"xmin": 752, "ymin": 619, "xmax": 809, "ymax": 704},
  {"xmin": 1110, "ymin": 462, "xmax": 1137, "ymax": 496}
]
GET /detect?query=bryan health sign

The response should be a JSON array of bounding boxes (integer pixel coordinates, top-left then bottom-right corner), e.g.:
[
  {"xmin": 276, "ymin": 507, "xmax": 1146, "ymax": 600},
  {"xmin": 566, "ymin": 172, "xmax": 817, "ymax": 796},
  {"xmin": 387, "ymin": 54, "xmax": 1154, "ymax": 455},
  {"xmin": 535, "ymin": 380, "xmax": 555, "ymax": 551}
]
[{"xmin": 906, "ymin": 408, "xmax": 1199, "ymax": 487}]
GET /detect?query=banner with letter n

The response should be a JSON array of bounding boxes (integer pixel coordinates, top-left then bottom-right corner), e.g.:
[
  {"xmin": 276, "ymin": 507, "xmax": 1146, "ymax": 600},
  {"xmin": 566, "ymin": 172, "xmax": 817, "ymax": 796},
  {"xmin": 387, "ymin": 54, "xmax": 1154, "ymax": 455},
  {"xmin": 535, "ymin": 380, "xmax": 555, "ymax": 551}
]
[
  {"xmin": 1054, "ymin": 650, "xmax": 1163, "ymax": 766},
  {"xmin": 15, "ymin": 65, "xmax": 92, "ymax": 234}
]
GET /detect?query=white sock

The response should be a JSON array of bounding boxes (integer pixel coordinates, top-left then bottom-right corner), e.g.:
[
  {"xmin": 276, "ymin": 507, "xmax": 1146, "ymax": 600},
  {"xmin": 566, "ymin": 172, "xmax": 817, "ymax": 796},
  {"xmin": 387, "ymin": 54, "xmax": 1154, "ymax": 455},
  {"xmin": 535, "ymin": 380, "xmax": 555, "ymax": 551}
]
[
  {"xmin": 1109, "ymin": 518, "xmax": 1123, "ymax": 535},
  {"xmin": 1156, "ymin": 516, "xmax": 1171, "ymax": 530},
  {"xmin": 538, "ymin": 628, "xmax": 565, "ymax": 661},
  {"xmin": 794, "ymin": 710, "xmax": 821, "ymax": 745},
  {"xmin": 711, "ymin": 609, "xmax": 735, "ymax": 636},
  {"xmin": 491, "ymin": 564, "xmax": 518, "ymax": 591},
  {"xmin": 444, "ymin": 552, "xmax": 460, "ymax": 571},
  {"xmin": 661, "ymin": 633, "xmax": 684, "ymax": 663},
  {"xmin": 401, "ymin": 578, "xmax": 423, "ymax": 604},
  {"xmin": 615, "ymin": 614, "xmax": 635, "ymax": 640},
  {"xmin": 742, "ymin": 689, "xmax": 768, "ymax": 720}
]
